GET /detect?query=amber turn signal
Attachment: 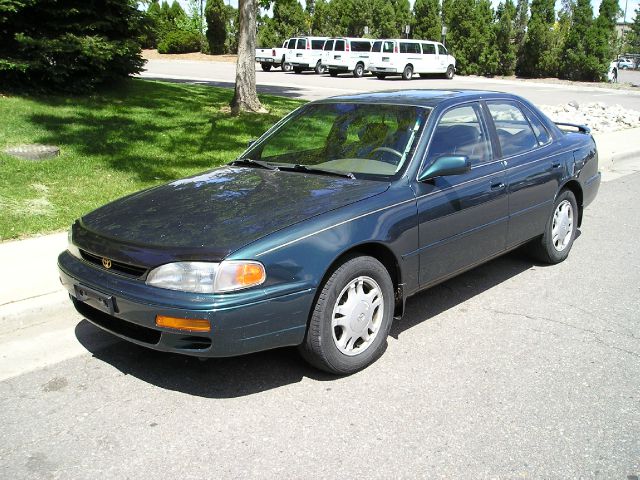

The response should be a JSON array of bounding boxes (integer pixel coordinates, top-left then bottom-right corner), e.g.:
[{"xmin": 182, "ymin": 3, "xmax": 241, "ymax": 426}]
[
  {"xmin": 235, "ymin": 263, "xmax": 266, "ymax": 287},
  {"xmin": 155, "ymin": 315, "xmax": 211, "ymax": 333}
]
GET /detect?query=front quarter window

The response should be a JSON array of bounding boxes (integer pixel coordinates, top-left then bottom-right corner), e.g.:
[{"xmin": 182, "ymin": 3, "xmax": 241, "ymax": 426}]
[{"xmin": 242, "ymin": 103, "xmax": 430, "ymax": 179}]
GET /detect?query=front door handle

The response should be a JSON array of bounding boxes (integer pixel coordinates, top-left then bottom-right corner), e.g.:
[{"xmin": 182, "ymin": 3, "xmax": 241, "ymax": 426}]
[
  {"xmin": 552, "ymin": 162, "xmax": 562, "ymax": 169},
  {"xmin": 491, "ymin": 182, "xmax": 506, "ymax": 191}
]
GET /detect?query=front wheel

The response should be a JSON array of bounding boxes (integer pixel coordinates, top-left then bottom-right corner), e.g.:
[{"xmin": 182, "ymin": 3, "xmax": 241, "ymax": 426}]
[
  {"xmin": 299, "ymin": 256, "xmax": 394, "ymax": 374},
  {"xmin": 282, "ymin": 60, "xmax": 292, "ymax": 72},
  {"xmin": 261, "ymin": 63, "xmax": 272, "ymax": 72},
  {"xmin": 314, "ymin": 61, "xmax": 325, "ymax": 74},
  {"xmin": 444, "ymin": 65, "xmax": 455, "ymax": 79},
  {"xmin": 375, "ymin": 73, "xmax": 386, "ymax": 80},
  {"xmin": 353, "ymin": 63, "xmax": 364, "ymax": 78},
  {"xmin": 526, "ymin": 189, "xmax": 578, "ymax": 264},
  {"xmin": 402, "ymin": 64, "xmax": 413, "ymax": 80}
]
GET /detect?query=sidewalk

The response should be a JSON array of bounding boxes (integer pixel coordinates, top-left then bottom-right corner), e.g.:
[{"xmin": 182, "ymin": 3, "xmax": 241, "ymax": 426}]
[{"xmin": 1, "ymin": 128, "xmax": 639, "ymax": 333}]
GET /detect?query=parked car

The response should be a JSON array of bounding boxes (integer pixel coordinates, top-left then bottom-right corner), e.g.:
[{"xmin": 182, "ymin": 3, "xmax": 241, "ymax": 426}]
[
  {"xmin": 368, "ymin": 39, "xmax": 456, "ymax": 80},
  {"xmin": 284, "ymin": 36, "xmax": 329, "ymax": 74},
  {"xmin": 255, "ymin": 39, "xmax": 293, "ymax": 72},
  {"xmin": 59, "ymin": 90, "xmax": 600, "ymax": 374},
  {"xmin": 617, "ymin": 57, "xmax": 635, "ymax": 69},
  {"xmin": 321, "ymin": 37, "xmax": 373, "ymax": 78}
]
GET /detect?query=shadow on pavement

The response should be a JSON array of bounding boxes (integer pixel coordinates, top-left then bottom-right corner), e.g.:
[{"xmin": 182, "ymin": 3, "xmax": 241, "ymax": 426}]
[
  {"xmin": 75, "ymin": 248, "xmax": 540, "ymax": 398},
  {"xmin": 140, "ymin": 76, "xmax": 312, "ymax": 99}
]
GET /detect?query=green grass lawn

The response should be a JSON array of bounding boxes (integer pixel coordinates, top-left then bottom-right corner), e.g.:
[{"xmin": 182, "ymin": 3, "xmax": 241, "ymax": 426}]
[{"xmin": 0, "ymin": 79, "xmax": 304, "ymax": 240}]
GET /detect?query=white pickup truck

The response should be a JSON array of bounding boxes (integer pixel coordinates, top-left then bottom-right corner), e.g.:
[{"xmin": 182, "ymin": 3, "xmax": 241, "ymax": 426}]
[{"xmin": 255, "ymin": 39, "xmax": 293, "ymax": 72}]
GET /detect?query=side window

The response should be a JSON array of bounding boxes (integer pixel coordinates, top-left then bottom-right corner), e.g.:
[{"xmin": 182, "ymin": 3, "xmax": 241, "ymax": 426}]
[
  {"xmin": 426, "ymin": 104, "xmax": 491, "ymax": 165},
  {"xmin": 296, "ymin": 39, "xmax": 306, "ymax": 49},
  {"xmin": 352, "ymin": 41, "xmax": 372, "ymax": 52},
  {"xmin": 487, "ymin": 102, "xmax": 540, "ymax": 157},
  {"xmin": 312, "ymin": 40, "xmax": 325, "ymax": 50},
  {"xmin": 437, "ymin": 44, "xmax": 447, "ymax": 55},
  {"xmin": 372, "ymin": 41, "xmax": 382, "ymax": 52},
  {"xmin": 383, "ymin": 41, "xmax": 395, "ymax": 53},
  {"xmin": 323, "ymin": 40, "xmax": 334, "ymax": 51},
  {"xmin": 335, "ymin": 40, "xmax": 345, "ymax": 52},
  {"xmin": 399, "ymin": 42, "xmax": 409, "ymax": 54},
  {"xmin": 422, "ymin": 43, "xmax": 436, "ymax": 55},
  {"xmin": 522, "ymin": 106, "xmax": 551, "ymax": 145}
]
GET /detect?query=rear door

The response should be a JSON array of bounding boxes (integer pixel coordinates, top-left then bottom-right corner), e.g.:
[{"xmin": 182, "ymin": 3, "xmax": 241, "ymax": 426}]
[
  {"xmin": 414, "ymin": 102, "xmax": 508, "ymax": 286},
  {"xmin": 485, "ymin": 101, "xmax": 563, "ymax": 247},
  {"xmin": 400, "ymin": 41, "xmax": 421, "ymax": 72}
]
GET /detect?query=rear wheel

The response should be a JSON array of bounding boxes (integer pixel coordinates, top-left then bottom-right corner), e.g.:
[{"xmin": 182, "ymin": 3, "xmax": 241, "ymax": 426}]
[
  {"xmin": 402, "ymin": 64, "xmax": 413, "ymax": 80},
  {"xmin": 375, "ymin": 73, "xmax": 386, "ymax": 80},
  {"xmin": 329, "ymin": 69, "xmax": 338, "ymax": 77},
  {"xmin": 353, "ymin": 62, "xmax": 365, "ymax": 78},
  {"xmin": 314, "ymin": 61, "xmax": 324, "ymax": 74},
  {"xmin": 281, "ymin": 59, "xmax": 292, "ymax": 72},
  {"xmin": 527, "ymin": 189, "xmax": 578, "ymax": 264},
  {"xmin": 261, "ymin": 63, "xmax": 272, "ymax": 72},
  {"xmin": 444, "ymin": 65, "xmax": 455, "ymax": 79},
  {"xmin": 293, "ymin": 67, "xmax": 303, "ymax": 74},
  {"xmin": 299, "ymin": 256, "xmax": 394, "ymax": 375}
]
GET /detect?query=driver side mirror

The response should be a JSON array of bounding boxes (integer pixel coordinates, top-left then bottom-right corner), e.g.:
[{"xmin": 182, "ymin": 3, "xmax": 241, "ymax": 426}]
[
  {"xmin": 247, "ymin": 139, "xmax": 256, "ymax": 148},
  {"xmin": 418, "ymin": 155, "xmax": 471, "ymax": 182}
]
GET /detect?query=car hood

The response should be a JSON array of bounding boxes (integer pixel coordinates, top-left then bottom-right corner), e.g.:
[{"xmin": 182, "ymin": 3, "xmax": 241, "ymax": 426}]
[{"xmin": 74, "ymin": 166, "xmax": 389, "ymax": 266}]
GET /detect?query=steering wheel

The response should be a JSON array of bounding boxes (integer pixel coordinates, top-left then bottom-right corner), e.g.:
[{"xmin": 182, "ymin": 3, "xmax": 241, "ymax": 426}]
[{"xmin": 369, "ymin": 146, "xmax": 403, "ymax": 158}]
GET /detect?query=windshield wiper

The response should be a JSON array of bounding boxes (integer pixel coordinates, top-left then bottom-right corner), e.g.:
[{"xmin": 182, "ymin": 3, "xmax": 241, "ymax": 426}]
[
  {"xmin": 230, "ymin": 158, "xmax": 279, "ymax": 171},
  {"xmin": 281, "ymin": 164, "xmax": 355, "ymax": 179}
]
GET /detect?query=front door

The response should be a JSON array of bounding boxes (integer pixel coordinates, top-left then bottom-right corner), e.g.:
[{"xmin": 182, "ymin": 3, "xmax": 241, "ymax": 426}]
[{"xmin": 413, "ymin": 103, "xmax": 508, "ymax": 287}]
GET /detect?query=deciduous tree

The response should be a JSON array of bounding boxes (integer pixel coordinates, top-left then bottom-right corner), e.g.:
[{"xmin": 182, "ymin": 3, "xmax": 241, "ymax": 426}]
[{"xmin": 205, "ymin": 0, "xmax": 227, "ymax": 54}]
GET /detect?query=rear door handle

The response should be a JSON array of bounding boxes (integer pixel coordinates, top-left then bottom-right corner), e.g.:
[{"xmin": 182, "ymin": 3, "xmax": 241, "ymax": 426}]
[
  {"xmin": 491, "ymin": 182, "xmax": 506, "ymax": 191},
  {"xmin": 552, "ymin": 162, "xmax": 562, "ymax": 169}
]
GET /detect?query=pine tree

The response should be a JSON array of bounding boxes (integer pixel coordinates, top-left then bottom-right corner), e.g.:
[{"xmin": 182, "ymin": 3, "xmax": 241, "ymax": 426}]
[
  {"xmin": 446, "ymin": 0, "xmax": 486, "ymax": 74},
  {"xmin": 477, "ymin": 0, "xmax": 499, "ymax": 75},
  {"xmin": 412, "ymin": 0, "xmax": 441, "ymax": 41},
  {"xmin": 516, "ymin": 0, "xmax": 556, "ymax": 77},
  {"xmin": 0, "ymin": 0, "xmax": 145, "ymax": 92},
  {"xmin": 627, "ymin": 7, "xmax": 640, "ymax": 50},
  {"xmin": 559, "ymin": 0, "xmax": 598, "ymax": 80},
  {"xmin": 513, "ymin": 0, "xmax": 528, "ymax": 49},
  {"xmin": 391, "ymin": 0, "xmax": 412, "ymax": 37},
  {"xmin": 494, "ymin": 0, "xmax": 517, "ymax": 75},
  {"xmin": 205, "ymin": 0, "xmax": 226, "ymax": 54}
]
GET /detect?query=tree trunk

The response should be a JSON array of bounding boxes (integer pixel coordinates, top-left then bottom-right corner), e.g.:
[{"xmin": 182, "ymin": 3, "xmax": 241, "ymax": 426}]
[{"xmin": 230, "ymin": 0, "xmax": 266, "ymax": 114}]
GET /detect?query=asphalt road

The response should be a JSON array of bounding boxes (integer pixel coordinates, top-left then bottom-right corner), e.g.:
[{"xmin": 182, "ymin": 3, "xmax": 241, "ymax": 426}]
[
  {"xmin": 140, "ymin": 59, "xmax": 640, "ymax": 109},
  {"xmin": 1, "ymin": 171, "xmax": 638, "ymax": 479}
]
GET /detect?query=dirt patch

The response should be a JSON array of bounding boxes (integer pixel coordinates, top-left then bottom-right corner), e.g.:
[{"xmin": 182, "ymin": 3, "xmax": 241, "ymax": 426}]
[{"xmin": 142, "ymin": 49, "xmax": 237, "ymax": 63}]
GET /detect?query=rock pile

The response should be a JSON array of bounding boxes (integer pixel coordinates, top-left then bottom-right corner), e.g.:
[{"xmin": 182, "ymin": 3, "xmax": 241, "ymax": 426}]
[{"xmin": 539, "ymin": 102, "xmax": 640, "ymax": 133}]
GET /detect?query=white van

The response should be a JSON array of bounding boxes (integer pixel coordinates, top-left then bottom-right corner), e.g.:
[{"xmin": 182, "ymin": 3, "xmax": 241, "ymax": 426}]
[
  {"xmin": 321, "ymin": 38, "xmax": 373, "ymax": 78},
  {"xmin": 284, "ymin": 37, "xmax": 329, "ymax": 74},
  {"xmin": 368, "ymin": 39, "xmax": 456, "ymax": 80}
]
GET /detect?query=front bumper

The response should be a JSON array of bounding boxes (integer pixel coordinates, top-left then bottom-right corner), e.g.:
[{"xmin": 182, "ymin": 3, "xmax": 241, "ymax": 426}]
[
  {"xmin": 369, "ymin": 66, "xmax": 398, "ymax": 74},
  {"xmin": 58, "ymin": 251, "xmax": 312, "ymax": 357}
]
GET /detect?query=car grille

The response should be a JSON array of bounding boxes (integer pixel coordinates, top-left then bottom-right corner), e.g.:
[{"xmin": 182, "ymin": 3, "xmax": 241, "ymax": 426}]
[{"xmin": 80, "ymin": 249, "xmax": 147, "ymax": 278}]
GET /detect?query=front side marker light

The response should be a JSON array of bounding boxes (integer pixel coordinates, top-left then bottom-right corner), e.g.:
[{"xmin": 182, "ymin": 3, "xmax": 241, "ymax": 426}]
[
  {"xmin": 214, "ymin": 261, "xmax": 266, "ymax": 292},
  {"xmin": 156, "ymin": 315, "xmax": 211, "ymax": 333}
]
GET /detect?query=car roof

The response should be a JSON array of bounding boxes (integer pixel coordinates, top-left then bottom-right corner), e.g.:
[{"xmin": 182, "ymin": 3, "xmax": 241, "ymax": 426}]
[{"xmin": 315, "ymin": 89, "xmax": 520, "ymax": 108}]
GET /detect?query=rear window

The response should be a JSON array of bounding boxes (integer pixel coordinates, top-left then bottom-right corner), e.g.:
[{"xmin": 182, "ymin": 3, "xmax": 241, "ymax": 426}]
[
  {"xmin": 372, "ymin": 41, "xmax": 382, "ymax": 52},
  {"xmin": 312, "ymin": 40, "xmax": 325, "ymax": 50},
  {"xmin": 400, "ymin": 42, "xmax": 420, "ymax": 54},
  {"xmin": 382, "ymin": 41, "xmax": 395, "ymax": 53},
  {"xmin": 323, "ymin": 40, "xmax": 334, "ymax": 51},
  {"xmin": 296, "ymin": 39, "xmax": 306, "ymax": 49},
  {"xmin": 422, "ymin": 43, "xmax": 436, "ymax": 55},
  {"xmin": 522, "ymin": 107, "xmax": 552, "ymax": 145},
  {"xmin": 351, "ymin": 41, "xmax": 371, "ymax": 52},
  {"xmin": 335, "ymin": 40, "xmax": 345, "ymax": 52}
]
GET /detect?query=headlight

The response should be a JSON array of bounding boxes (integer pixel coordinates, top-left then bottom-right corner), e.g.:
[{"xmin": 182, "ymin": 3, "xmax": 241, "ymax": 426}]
[
  {"xmin": 146, "ymin": 261, "xmax": 266, "ymax": 294},
  {"xmin": 67, "ymin": 227, "xmax": 82, "ymax": 259}
]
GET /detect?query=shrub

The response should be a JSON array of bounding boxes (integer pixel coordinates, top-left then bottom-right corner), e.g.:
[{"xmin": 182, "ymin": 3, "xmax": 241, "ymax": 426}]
[
  {"xmin": 0, "ymin": 0, "xmax": 145, "ymax": 93},
  {"xmin": 157, "ymin": 29, "xmax": 201, "ymax": 53}
]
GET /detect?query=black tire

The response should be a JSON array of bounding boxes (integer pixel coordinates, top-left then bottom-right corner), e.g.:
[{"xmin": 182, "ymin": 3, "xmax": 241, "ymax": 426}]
[
  {"xmin": 299, "ymin": 256, "xmax": 394, "ymax": 375},
  {"xmin": 261, "ymin": 63, "xmax": 272, "ymax": 72},
  {"xmin": 375, "ymin": 73, "xmax": 386, "ymax": 79},
  {"xmin": 419, "ymin": 73, "xmax": 430, "ymax": 79},
  {"xmin": 282, "ymin": 59, "xmax": 292, "ymax": 72},
  {"xmin": 402, "ymin": 64, "xmax": 413, "ymax": 80},
  {"xmin": 329, "ymin": 69, "xmax": 338, "ymax": 77},
  {"xmin": 314, "ymin": 61, "xmax": 323, "ymax": 74},
  {"xmin": 293, "ymin": 67, "xmax": 303, "ymax": 74},
  {"xmin": 352, "ymin": 62, "xmax": 364, "ymax": 78},
  {"xmin": 527, "ymin": 189, "xmax": 578, "ymax": 264},
  {"xmin": 444, "ymin": 65, "xmax": 455, "ymax": 79}
]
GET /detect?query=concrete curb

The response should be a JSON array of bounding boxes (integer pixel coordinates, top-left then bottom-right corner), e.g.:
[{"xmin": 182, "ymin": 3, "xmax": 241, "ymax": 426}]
[{"xmin": 0, "ymin": 291, "xmax": 70, "ymax": 336}]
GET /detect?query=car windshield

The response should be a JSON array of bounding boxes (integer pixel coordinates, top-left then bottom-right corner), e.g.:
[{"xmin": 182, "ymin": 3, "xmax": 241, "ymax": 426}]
[{"xmin": 241, "ymin": 103, "xmax": 430, "ymax": 179}]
